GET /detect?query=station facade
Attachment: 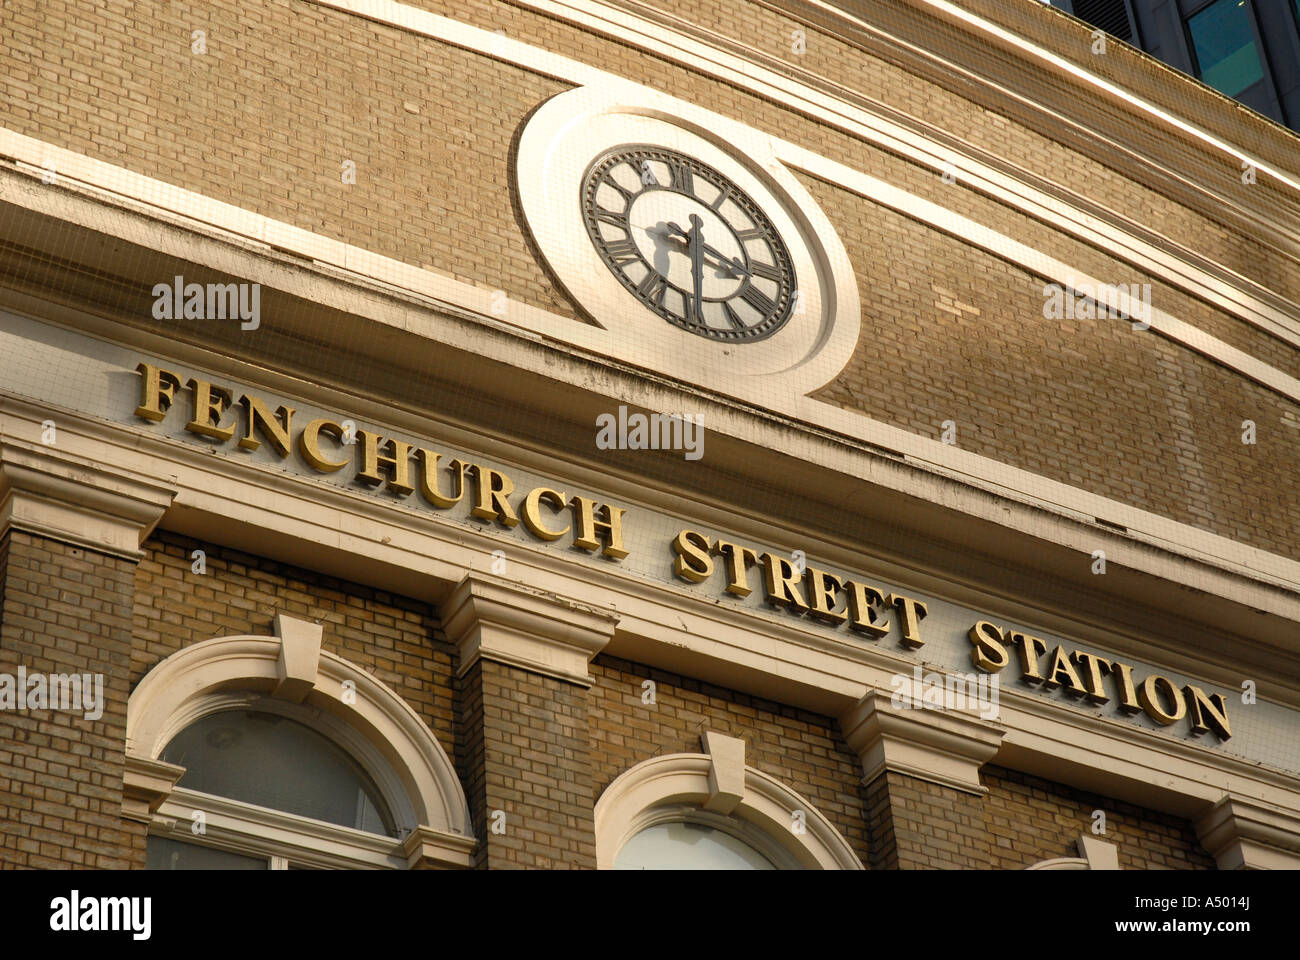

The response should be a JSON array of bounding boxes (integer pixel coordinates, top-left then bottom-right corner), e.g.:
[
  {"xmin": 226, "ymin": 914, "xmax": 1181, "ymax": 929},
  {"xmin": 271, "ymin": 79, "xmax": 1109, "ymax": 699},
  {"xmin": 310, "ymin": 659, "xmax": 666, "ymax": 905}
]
[{"xmin": 1, "ymin": 0, "xmax": 1299, "ymax": 869}]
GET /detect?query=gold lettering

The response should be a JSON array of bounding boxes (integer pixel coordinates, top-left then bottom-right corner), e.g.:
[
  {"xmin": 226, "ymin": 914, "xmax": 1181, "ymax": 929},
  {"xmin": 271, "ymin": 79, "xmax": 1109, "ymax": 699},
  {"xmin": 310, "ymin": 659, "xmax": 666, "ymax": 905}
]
[
  {"xmin": 1011, "ymin": 632, "xmax": 1048, "ymax": 684},
  {"xmin": 1184, "ymin": 685, "xmax": 1232, "ymax": 740},
  {"xmin": 804, "ymin": 567, "xmax": 848, "ymax": 625},
  {"xmin": 469, "ymin": 465, "xmax": 520, "ymax": 528},
  {"xmin": 299, "ymin": 418, "xmax": 349, "ymax": 473},
  {"xmin": 1072, "ymin": 651, "xmax": 1112, "ymax": 704},
  {"xmin": 1138, "ymin": 675, "xmax": 1186, "ymax": 726},
  {"xmin": 967, "ymin": 621, "xmax": 1010, "ymax": 671},
  {"xmin": 671, "ymin": 530, "xmax": 714, "ymax": 584},
  {"xmin": 414, "ymin": 450, "xmax": 468, "ymax": 509},
  {"xmin": 711, "ymin": 541, "xmax": 759, "ymax": 597},
  {"xmin": 888, "ymin": 594, "xmax": 928, "ymax": 649},
  {"xmin": 846, "ymin": 582, "xmax": 891, "ymax": 639},
  {"xmin": 134, "ymin": 362, "xmax": 183, "ymax": 422},
  {"xmin": 521, "ymin": 488, "xmax": 570, "ymax": 542},
  {"xmin": 1106, "ymin": 661, "xmax": 1142, "ymax": 713},
  {"xmin": 356, "ymin": 431, "xmax": 415, "ymax": 495},
  {"xmin": 185, "ymin": 378, "xmax": 236, "ymax": 441},
  {"xmin": 569, "ymin": 496, "xmax": 629, "ymax": 559},
  {"xmin": 1043, "ymin": 645, "xmax": 1087, "ymax": 696},
  {"xmin": 237, "ymin": 395, "xmax": 293, "ymax": 457},
  {"xmin": 759, "ymin": 553, "xmax": 809, "ymax": 613}
]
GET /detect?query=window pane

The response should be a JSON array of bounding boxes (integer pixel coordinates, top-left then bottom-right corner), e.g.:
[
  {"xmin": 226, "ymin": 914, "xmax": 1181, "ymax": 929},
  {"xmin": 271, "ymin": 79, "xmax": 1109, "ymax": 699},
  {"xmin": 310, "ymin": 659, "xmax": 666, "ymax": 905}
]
[
  {"xmin": 614, "ymin": 821, "xmax": 776, "ymax": 870},
  {"xmin": 146, "ymin": 836, "xmax": 267, "ymax": 870},
  {"xmin": 160, "ymin": 710, "xmax": 397, "ymax": 836},
  {"xmin": 1187, "ymin": 0, "xmax": 1265, "ymax": 97}
]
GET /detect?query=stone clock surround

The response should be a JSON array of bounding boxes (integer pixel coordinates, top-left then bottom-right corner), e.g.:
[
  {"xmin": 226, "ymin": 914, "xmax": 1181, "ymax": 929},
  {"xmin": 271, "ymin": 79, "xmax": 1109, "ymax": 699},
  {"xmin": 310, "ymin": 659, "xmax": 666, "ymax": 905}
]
[{"xmin": 514, "ymin": 86, "xmax": 864, "ymax": 397}]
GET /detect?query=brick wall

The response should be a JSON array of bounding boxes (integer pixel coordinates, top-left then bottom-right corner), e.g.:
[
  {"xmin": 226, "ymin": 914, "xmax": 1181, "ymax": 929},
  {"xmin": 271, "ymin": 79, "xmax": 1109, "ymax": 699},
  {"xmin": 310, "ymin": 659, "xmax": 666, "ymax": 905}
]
[
  {"xmin": 588, "ymin": 653, "xmax": 872, "ymax": 867},
  {"xmin": 0, "ymin": 525, "xmax": 1229, "ymax": 870},
  {"xmin": 0, "ymin": 531, "xmax": 137, "ymax": 869},
  {"xmin": 802, "ymin": 175, "xmax": 1300, "ymax": 558},
  {"xmin": 982, "ymin": 765, "xmax": 1216, "ymax": 869},
  {"xmin": 864, "ymin": 771, "xmax": 992, "ymax": 869},
  {"xmin": 1, "ymin": 0, "xmax": 1295, "ymax": 560},
  {"xmin": 459, "ymin": 658, "xmax": 597, "ymax": 869},
  {"xmin": 0, "ymin": 0, "xmax": 578, "ymax": 324},
  {"xmin": 136, "ymin": 531, "xmax": 604, "ymax": 870},
  {"xmin": 131, "ymin": 530, "xmax": 457, "ymax": 765}
]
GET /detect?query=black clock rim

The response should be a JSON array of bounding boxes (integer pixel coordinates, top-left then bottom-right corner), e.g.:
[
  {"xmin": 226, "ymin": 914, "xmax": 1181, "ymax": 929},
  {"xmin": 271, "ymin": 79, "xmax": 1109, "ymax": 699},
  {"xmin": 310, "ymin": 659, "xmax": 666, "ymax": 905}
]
[{"xmin": 579, "ymin": 144, "xmax": 797, "ymax": 344}]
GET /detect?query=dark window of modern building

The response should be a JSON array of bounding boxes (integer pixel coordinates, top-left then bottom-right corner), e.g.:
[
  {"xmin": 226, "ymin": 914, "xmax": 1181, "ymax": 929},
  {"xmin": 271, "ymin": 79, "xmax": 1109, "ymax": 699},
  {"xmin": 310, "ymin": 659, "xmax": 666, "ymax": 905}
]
[
  {"xmin": 1185, "ymin": 0, "xmax": 1266, "ymax": 97},
  {"xmin": 1058, "ymin": 0, "xmax": 1299, "ymax": 132},
  {"xmin": 1072, "ymin": 0, "xmax": 1138, "ymax": 43}
]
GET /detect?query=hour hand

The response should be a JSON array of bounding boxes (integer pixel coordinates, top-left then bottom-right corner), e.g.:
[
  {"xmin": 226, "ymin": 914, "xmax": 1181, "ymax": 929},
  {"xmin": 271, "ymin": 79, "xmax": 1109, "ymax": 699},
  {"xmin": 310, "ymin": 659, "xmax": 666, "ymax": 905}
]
[{"xmin": 666, "ymin": 222, "xmax": 749, "ymax": 279}]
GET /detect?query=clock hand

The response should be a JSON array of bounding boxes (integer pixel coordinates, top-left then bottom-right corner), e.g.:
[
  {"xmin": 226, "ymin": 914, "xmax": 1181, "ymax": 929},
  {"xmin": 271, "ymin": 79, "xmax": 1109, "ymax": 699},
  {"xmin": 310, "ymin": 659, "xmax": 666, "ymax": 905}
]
[
  {"xmin": 666, "ymin": 222, "xmax": 750, "ymax": 279},
  {"xmin": 687, "ymin": 214, "xmax": 705, "ymax": 322}
]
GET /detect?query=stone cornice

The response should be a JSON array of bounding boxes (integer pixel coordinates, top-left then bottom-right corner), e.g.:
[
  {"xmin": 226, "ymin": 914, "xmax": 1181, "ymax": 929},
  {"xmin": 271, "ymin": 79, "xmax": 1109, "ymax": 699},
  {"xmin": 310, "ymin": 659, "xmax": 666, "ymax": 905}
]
[
  {"xmin": 442, "ymin": 570, "xmax": 620, "ymax": 686},
  {"xmin": 1195, "ymin": 794, "xmax": 1300, "ymax": 870},
  {"xmin": 0, "ymin": 436, "xmax": 175, "ymax": 559},
  {"xmin": 840, "ymin": 689, "xmax": 1006, "ymax": 796},
  {"xmin": 401, "ymin": 824, "xmax": 477, "ymax": 870},
  {"xmin": 121, "ymin": 753, "xmax": 187, "ymax": 825}
]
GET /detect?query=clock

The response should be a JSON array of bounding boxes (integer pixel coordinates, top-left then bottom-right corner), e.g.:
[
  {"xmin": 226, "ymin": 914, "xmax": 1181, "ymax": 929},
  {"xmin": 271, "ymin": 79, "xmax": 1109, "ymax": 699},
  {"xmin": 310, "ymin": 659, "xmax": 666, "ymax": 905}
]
[
  {"xmin": 580, "ymin": 146, "xmax": 797, "ymax": 343},
  {"xmin": 514, "ymin": 88, "xmax": 861, "ymax": 396}
]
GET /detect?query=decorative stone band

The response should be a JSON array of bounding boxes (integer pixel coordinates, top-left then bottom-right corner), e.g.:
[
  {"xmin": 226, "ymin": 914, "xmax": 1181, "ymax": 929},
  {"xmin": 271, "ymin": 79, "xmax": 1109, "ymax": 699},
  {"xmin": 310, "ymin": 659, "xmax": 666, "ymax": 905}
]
[
  {"xmin": 441, "ymin": 571, "xmax": 620, "ymax": 687},
  {"xmin": 839, "ymin": 689, "xmax": 1007, "ymax": 796},
  {"xmin": 0, "ymin": 437, "xmax": 175, "ymax": 560},
  {"xmin": 1195, "ymin": 794, "xmax": 1300, "ymax": 870}
]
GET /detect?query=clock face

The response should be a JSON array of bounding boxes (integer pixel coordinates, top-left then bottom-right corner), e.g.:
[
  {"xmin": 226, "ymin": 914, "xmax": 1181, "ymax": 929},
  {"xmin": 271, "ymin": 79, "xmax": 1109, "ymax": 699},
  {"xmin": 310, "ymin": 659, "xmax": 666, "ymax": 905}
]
[{"xmin": 580, "ymin": 146, "xmax": 797, "ymax": 343}]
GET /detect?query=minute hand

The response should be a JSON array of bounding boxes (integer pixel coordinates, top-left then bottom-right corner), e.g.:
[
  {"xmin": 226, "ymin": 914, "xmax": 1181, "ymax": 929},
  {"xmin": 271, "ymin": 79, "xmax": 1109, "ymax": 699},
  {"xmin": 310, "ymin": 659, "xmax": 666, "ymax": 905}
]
[{"xmin": 667, "ymin": 222, "xmax": 750, "ymax": 278}]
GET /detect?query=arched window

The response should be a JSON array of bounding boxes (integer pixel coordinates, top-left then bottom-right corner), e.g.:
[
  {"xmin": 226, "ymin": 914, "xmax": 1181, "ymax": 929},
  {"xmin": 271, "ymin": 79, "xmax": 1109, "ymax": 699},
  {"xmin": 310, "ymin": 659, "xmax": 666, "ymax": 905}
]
[
  {"xmin": 145, "ymin": 704, "xmax": 403, "ymax": 870},
  {"xmin": 613, "ymin": 808, "xmax": 788, "ymax": 870},
  {"xmin": 159, "ymin": 709, "xmax": 397, "ymax": 836},
  {"xmin": 125, "ymin": 615, "xmax": 475, "ymax": 870},
  {"xmin": 595, "ymin": 732, "xmax": 864, "ymax": 870}
]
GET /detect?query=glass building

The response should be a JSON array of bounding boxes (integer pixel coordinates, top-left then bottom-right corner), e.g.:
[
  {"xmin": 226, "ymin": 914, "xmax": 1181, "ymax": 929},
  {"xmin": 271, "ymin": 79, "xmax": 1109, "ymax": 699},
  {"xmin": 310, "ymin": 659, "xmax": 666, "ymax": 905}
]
[{"xmin": 1054, "ymin": 0, "xmax": 1300, "ymax": 131}]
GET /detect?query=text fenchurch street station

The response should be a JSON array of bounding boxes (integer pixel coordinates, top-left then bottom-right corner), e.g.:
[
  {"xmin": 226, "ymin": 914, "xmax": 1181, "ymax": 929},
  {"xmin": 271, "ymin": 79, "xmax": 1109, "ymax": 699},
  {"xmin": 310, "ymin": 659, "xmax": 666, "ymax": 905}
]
[{"xmin": 2, "ymin": 0, "xmax": 1300, "ymax": 877}]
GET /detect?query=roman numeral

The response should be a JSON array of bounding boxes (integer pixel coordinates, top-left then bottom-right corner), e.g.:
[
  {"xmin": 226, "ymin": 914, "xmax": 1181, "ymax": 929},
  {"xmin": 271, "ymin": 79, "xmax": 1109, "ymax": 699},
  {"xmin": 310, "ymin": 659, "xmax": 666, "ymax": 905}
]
[
  {"xmin": 637, "ymin": 271, "xmax": 669, "ymax": 307},
  {"xmin": 723, "ymin": 302, "xmax": 746, "ymax": 331},
  {"xmin": 749, "ymin": 260, "xmax": 782, "ymax": 282},
  {"xmin": 602, "ymin": 176, "xmax": 635, "ymax": 203},
  {"xmin": 594, "ymin": 206, "xmax": 629, "ymax": 229},
  {"xmin": 711, "ymin": 185, "xmax": 731, "ymax": 210},
  {"xmin": 735, "ymin": 227, "xmax": 765, "ymax": 242},
  {"xmin": 604, "ymin": 238, "xmax": 640, "ymax": 265},
  {"xmin": 739, "ymin": 284, "xmax": 775, "ymax": 316},
  {"xmin": 666, "ymin": 159, "xmax": 694, "ymax": 193}
]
